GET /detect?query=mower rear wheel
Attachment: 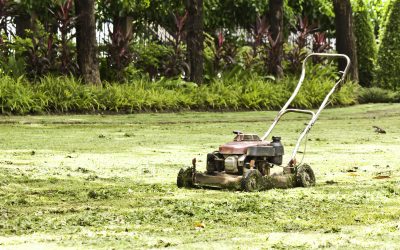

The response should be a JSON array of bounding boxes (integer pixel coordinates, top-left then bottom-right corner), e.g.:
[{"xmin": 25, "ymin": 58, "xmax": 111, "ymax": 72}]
[
  {"xmin": 296, "ymin": 164, "xmax": 316, "ymax": 187},
  {"xmin": 241, "ymin": 169, "xmax": 263, "ymax": 192},
  {"xmin": 177, "ymin": 167, "xmax": 195, "ymax": 188}
]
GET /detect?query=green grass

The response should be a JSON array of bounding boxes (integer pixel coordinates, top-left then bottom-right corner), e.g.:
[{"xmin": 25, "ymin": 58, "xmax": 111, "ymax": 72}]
[{"xmin": 0, "ymin": 104, "xmax": 400, "ymax": 249}]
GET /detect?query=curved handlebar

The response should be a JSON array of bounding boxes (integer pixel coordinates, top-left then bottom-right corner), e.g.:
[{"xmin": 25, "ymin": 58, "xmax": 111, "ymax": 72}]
[{"xmin": 260, "ymin": 53, "xmax": 351, "ymax": 167}]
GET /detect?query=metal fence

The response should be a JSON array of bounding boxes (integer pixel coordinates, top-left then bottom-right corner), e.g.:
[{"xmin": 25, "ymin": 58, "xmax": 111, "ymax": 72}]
[{"xmin": 4, "ymin": 20, "xmax": 336, "ymax": 54}]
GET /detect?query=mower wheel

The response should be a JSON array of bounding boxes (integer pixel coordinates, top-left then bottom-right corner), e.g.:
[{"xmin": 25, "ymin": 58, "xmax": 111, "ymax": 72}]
[
  {"xmin": 296, "ymin": 164, "xmax": 316, "ymax": 187},
  {"xmin": 177, "ymin": 167, "xmax": 195, "ymax": 188},
  {"xmin": 241, "ymin": 169, "xmax": 263, "ymax": 192}
]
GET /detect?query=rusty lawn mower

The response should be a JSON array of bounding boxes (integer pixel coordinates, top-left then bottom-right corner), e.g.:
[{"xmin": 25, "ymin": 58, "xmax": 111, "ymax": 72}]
[{"xmin": 177, "ymin": 53, "xmax": 351, "ymax": 192}]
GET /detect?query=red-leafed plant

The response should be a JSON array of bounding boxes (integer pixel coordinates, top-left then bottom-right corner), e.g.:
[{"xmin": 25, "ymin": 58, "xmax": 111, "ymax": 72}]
[
  {"xmin": 106, "ymin": 23, "xmax": 133, "ymax": 81},
  {"xmin": 286, "ymin": 16, "xmax": 317, "ymax": 73},
  {"xmin": 172, "ymin": 11, "xmax": 187, "ymax": 48},
  {"xmin": 253, "ymin": 15, "xmax": 269, "ymax": 56},
  {"xmin": 213, "ymin": 31, "xmax": 236, "ymax": 71},
  {"xmin": 55, "ymin": 0, "xmax": 77, "ymax": 74},
  {"xmin": 164, "ymin": 11, "xmax": 189, "ymax": 78},
  {"xmin": 264, "ymin": 31, "xmax": 284, "ymax": 77},
  {"xmin": 13, "ymin": 22, "xmax": 55, "ymax": 78},
  {"xmin": 313, "ymin": 32, "xmax": 331, "ymax": 53},
  {"xmin": 312, "ymin": 32, "xmax": 331, "ymax": 64},
  {"xmin": 252, "ymin": 15, "xmax": 284, "ymax": 77}
]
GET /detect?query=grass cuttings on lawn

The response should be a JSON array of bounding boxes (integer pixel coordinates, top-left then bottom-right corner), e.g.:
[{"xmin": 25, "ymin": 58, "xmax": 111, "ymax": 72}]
[{"xmin": 0, "ymin": 104, "xmax": 400, "ymax": 249}]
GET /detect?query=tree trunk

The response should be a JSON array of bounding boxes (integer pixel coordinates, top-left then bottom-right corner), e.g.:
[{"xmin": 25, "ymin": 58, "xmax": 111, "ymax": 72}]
[
  {"xmin": 15, "ymin": 13, "xmax": 32, "ymax": 37},
  {"xmin": 113, "ymin": 16, "xmax": 133, "ymax": 40},
  {"xmin": 333, "ymin": 0, "xmax": 359, "ymax": 82},
  {"xmin": 268, "ymin": 0, "xmax": 284, "ymax": 78},
  {"xmin": 185, "ymin": 0, "xmax": 204, "ymax": 84},
  {"xmin": 111, "ymin": 15, "xmax": 133, "ymax": 80},
  {"xmin": 75, "ymin": 0, "xmax": 101, "ymax": 85}
]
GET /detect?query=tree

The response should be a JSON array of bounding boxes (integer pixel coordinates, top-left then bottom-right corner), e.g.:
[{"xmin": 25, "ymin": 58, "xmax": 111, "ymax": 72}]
[
  {"xmin": 333, "ymin": 0, "xmax": 358, "ymax": 82},
  {"xmin": 353, "ymin": 0, "xmax": 377, "ymax": 87},
  {"xmin": 185, "ymin": 0, "xmax": 204, "ymax": 84},
  {"xmin": 15, "ymin": 10, "xmax": 33, "ymax": 38},
  {"xmin": 75, "ymin": 0, "xmax": 101, "ymax": 85},
  {"xmin": 268, "ymin": 0, "xmax": 284, "ymax": 78},
  {"xmin": 0, "ymin": 0, "xmax": 15, "ymax": 35},
  {"xmin": 15, "ymin": 0, "xmax": 59, "ymax": 35},
  {"xmin": 376, "ymin": 0, "xmax": 400, "ymax": 90},
  {"xmin": 97, "ymin": 0, "xmax": 150, "ymax": 42}
]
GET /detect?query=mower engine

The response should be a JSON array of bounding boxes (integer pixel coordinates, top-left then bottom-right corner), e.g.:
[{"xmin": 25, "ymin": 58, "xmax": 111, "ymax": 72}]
[{"xmin": 206, "ymin": 131, "xmax": 284, "ymax": 176}]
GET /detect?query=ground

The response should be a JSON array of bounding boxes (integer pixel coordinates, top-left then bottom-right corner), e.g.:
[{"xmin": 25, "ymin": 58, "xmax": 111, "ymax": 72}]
[{"xmin": 0, "ymin": 104, "xmax": 399, "ymax": 249}]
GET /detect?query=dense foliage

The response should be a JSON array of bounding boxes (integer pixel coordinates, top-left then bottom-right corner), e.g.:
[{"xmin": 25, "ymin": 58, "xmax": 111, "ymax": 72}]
[
  {"xmin": 353, "ymin": 0, "xmax": 377, "ymax": 87},
  {"xmin": 288, "ymin": 0, "xmax": 335, "ymax": 34},
  {"xmin": 0, "ymin": 0, "xmax": 396, "ymax": 110},
  {"xmin": 358, "ymin": 87, "xmax": 400, "ymax": 103},
  {"xmin": 363, "ymin": 0, "xmax": 386, "ymax": 38},
  {"xmin": 376, "ymin": 0, "xmax": 400, "ymax": 90},
  {"xmin": 0, "ymin": 0, "xmax": 339, "ymax": 82},
  {"xmin": 0, "ymin": 69, "xmax": 358, "ymax": 114}
]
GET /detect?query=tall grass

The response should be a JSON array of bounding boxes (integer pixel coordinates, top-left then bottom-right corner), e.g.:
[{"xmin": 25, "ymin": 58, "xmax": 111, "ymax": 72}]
[
  {"xmin": 0, "ymin": 74, "xmax": 360, "ymax": 115},
  {"xmin": 0, "ymin": 76, "xmax": 40, "ymax": 114}
]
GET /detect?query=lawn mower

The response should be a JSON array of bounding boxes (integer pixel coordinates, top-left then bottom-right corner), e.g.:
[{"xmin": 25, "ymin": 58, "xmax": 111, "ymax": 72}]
[{"xmin": 177, "ymin": 53, "xmax": 351, "ymax": 191}]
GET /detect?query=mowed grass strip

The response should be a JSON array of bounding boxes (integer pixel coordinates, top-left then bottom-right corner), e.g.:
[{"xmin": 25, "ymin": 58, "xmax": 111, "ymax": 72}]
[{"xmin": 0, "ymin": 103, "xmax": 399, "ymax": 249}]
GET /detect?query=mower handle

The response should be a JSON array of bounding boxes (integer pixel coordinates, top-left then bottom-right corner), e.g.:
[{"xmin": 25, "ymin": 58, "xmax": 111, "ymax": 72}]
[{"xmin": 260, "ymin": 53, "xmax": 351, "ymax": 167}]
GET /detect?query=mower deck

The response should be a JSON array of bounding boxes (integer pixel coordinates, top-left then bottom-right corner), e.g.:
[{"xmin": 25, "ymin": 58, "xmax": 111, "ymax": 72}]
[
  {"xmin": 178, "ymin": 166, "xmax": 315, "ymax": 191},
  {"xmin": 194, "ymin": 172, "xmax": 243, "ymax": 190}
]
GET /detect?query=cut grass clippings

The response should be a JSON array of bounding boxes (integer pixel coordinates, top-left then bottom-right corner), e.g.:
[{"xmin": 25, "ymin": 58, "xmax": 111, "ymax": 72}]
[{"xmin": 0, "ymin": 104, "xmax": 400, "ymax": 248}]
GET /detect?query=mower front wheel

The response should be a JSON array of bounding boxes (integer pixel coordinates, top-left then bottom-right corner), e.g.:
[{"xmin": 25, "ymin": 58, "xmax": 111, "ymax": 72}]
[
  {"xmin": 241, "ymin": 169, "xmax": 263, "ymax": 192},
  {"xmin": 177, "ymin": 167, "xmax": 195, "ymax": 188},
  {"xmin": 296, "ymin": 164, "xmax": 316, "ymax": 187}
]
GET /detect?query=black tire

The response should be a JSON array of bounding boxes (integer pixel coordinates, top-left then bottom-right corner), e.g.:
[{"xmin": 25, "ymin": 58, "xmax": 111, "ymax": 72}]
[
  {"xmin": 177, "ymin": 167, "xmax": 195, "ymax": 188},
  {"xmin": 296, "ymin": 164, "xmax": 316, "ymax": 187},
  {"xmin": 177, "ymin": 168, "xmax": 185, "ymax": 188},
  {"xmin": 241, "ymin": 169, "xmax": 263, "ymax": 192}
]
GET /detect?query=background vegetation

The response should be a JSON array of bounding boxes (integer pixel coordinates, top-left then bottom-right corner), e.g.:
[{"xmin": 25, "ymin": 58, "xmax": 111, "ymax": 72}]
[
  {"xmin": 376, "ymin": 0, "xmax": 400, "ymax": 90},
  {"xmin": 353, "ymin": 0, "xmax": 378, "ymax": 87},
  {"xmin": 0, "ymin": 0, "xmax": 398, "ymax": 114},
  {"xmin": 0, "ymin": 68, "xmax": 359, "ymax": 115}
]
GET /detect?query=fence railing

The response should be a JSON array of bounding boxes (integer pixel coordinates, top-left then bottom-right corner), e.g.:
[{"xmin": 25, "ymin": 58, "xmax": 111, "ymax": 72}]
[{"xmin": 3, "ymin": 20, "xmax": 336, "ymax": 54}]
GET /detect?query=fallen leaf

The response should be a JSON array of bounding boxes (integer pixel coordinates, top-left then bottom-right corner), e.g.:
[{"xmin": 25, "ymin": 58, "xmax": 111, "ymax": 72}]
[
  {"xmin": 373, "ymin": 176, "xmax": 391, "ymax": 179},
  {"xmin": 326, "ymin": 180, "xmax": 338, "ymax": 185},
  {"xmin": 194, "ymin": 222, "xmax": 205, "ymax": 230}
]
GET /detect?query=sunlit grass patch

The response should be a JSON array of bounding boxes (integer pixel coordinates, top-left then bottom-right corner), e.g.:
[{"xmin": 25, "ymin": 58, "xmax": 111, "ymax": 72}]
[{"xmin": 0, "ymin": 104, "xmax": 400, "ymax": 248}]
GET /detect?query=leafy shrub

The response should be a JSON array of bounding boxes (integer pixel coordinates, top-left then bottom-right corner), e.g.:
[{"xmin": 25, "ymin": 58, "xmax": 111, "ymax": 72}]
[
  {"xmin": 0, "ymin": 76, "xmax": 39, "ymax": 114},
  {"xmin": 376, "ymin": 0, "xmax": 400, "ymax": 90},
  {"xmin": 284, "ymin": 63, "xmax": 358, "ymax": 108},
  {"xmin": 0, "ymin": 54, "xmax": 26, "ymax": 79},
  {"xmin": 203, "ymin": 32, "xmax": 240, "ymax": 81},
  {"xmin": 353, "ymin": 0, "xmax": 378, "ymax": 87},
  {"xmin": 0, "ymin": 69, "xmax": 358, "ymax": 115},
  {"xmin": 132, "ymin": 42, "xmax": 172, "ymax": 80},
  {"xmin": 35, "ymin": 76, "xmax": 99, "ymax": 112},
  {"xmin": 358, "ymin": 87, "xmax": 400, "ymax": 103}
]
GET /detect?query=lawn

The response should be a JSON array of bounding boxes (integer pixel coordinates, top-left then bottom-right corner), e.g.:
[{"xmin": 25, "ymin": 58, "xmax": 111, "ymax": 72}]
[{"xmin": 0, "ymin": 103, "xmax": 399, "ymax": 249}]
